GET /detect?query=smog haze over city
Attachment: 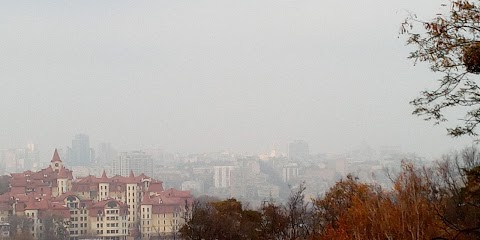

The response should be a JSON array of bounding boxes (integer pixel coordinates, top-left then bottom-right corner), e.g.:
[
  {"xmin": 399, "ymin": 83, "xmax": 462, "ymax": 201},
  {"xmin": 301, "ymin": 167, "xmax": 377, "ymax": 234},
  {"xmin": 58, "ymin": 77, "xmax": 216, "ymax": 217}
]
[
  {"xmin": 0, "ymin": 0, "xmax": 473, "ymax": 159},
  {"xmin": 5, "ymin": 2, "xmax": 480, "ymax": 239}
]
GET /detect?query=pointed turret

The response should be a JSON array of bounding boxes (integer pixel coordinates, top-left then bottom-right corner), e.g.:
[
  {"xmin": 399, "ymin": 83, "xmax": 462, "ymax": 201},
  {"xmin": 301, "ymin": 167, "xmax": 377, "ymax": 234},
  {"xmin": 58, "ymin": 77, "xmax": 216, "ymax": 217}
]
[
  {"xmin": 100, "ymin": 170, "xmax": 108, "ymax": 182},
  {"xmin": 129, "ymin": 170, "xmax": 135, "ymax": 179},
  {"xmin": 51, "ymin": 149, "xmax": 62, "ymax": 163},
  {"xmin": 50, "ymin": 149, "xmax": 63, "ymax": 171}
]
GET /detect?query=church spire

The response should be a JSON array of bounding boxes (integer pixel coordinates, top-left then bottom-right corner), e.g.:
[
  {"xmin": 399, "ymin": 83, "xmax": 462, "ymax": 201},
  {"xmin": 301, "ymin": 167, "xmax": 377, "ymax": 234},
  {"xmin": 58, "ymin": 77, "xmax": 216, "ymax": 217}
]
[
  {"xmin": 100, "ymin": 170, "xmax": 108, "ymax": 182},
  {"xmin": 50, "ymin": 149, "xmax": 63, "ymax": 171},
  {"xmin": 51, "ymin": 149, "xmax": 62, "ymax": 163}
]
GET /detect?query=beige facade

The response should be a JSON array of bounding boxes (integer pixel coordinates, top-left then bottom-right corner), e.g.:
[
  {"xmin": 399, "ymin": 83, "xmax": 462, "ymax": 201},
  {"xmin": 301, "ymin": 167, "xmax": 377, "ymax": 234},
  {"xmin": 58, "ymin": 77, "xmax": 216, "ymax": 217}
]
[{"xmin": 0, "ymin": 150, "xmax": 192, "ymax": 240}]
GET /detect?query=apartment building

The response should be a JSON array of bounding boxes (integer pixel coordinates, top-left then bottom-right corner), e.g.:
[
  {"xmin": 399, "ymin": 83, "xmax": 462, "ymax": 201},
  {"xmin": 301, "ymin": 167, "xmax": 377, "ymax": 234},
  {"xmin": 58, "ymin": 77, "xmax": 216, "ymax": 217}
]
[
  {"xmin": 0, "ymin": 149, "xmax": 192, "ymax": 240},
  {"xmin": 112, "ymin": 151, "xmax": 154, "ymax": 178}
]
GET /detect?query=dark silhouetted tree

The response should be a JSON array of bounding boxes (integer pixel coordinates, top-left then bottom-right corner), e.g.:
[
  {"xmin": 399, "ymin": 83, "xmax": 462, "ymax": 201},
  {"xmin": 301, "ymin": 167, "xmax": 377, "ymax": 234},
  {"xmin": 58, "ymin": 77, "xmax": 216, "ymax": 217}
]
[
  {"xmin": 8, "ymin": 215, "xmax": 33, "ymax": 240},
  {"xmin": 41, "ymin": 213, "xmax": 68, "ymax": 240},
  {"xmin": 401, "ymin": 0, "xmax": 480, "ymax": 136},
  {"xmin": 259, "ymin": 200, "xmax": 288, "ymax": 240},
  {"xmin": 0, "ymin": 175, "xmax": 10, "ymax": 195}
]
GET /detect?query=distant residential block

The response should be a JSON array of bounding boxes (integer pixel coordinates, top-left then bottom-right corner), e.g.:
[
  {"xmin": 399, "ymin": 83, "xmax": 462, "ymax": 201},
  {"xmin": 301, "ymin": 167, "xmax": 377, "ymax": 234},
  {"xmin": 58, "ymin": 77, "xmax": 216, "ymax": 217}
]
[
  {"xmin": 112, "ymin": 151, "xmax": 154, "ymax": 177},
  {"xmin": 0, "ymin": 149, "xmax": 192, "ymax": 240},
  {"xmin": 288, "ymin": 140, "xmax": 310, "ymax": 161}
]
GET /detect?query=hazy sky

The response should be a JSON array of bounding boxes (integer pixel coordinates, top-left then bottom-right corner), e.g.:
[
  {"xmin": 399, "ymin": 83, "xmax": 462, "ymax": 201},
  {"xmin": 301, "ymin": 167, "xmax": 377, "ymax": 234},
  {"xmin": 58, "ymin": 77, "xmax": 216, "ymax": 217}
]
[{"xmin": 0, "ymin": 0, "xmax": 473, "ymax": 158}]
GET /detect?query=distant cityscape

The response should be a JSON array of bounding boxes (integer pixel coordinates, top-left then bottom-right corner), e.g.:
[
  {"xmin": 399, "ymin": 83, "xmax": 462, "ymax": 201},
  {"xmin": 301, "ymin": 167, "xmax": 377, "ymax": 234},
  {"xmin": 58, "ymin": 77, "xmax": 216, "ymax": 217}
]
[{"xmin": 0, "ymin": 134, "xmax": 426, "ymax": 207}]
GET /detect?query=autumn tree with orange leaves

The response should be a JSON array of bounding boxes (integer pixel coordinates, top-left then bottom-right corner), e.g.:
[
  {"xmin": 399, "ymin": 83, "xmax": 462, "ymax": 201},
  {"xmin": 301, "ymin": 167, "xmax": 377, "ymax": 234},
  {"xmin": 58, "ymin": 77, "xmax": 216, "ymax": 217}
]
[
  {"xmin": 311, "ymin": 165, "xmax": 443, "ymax": 240},
  {"xmin": 428, "ymin": 147, "xmax": 480, "ymax": 239},
  {"xmin": 180, "ymin": 147, "xmax": 480, "ymax": 240}
]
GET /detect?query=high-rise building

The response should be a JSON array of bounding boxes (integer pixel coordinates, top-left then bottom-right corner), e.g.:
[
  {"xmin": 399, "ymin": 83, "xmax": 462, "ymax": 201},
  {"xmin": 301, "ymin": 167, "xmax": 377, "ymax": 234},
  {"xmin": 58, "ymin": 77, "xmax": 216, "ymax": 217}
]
[
  {"xmin": 213, "ymin": 165, "xmax": 237, "ymax": 188},
  {"xmin": 0, "ymin": 149, "xmax": 20, "ymax": 173},
  {"xmin": 0, "ymin": 144, "xmax": 40, "ymax": 173},
  {"xmin": 112, "ymin": 151, "xmax": 153, "ymax": 177},
  {"xmin": 282, "ymin": 162, "xmax": 299, "ymax": 183},
  {"xmin": 95, "ymin": 142, "xmax": 117, "ymax": 164},
  {"xmin": 288, "ymin": 140, "xmax": 310, "ymax": 161},
  {"xmin": 68, "ymin": 134, "xmax": 94, "ymax": 166},
  {"xmin": 25, "ymin": 143, "xmax": 40, "ymax": 170}
]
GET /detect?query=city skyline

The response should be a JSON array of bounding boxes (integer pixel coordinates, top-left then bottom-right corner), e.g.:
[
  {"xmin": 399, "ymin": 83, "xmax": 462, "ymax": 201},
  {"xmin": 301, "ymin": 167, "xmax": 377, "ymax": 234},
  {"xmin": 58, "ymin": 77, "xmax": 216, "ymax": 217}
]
[
  {"xmin": 0, "ymin": 135, "xmax": 468, "ymax": 163},
  {"xmin": 2, "ymin": 0, "xmax": 479, "ymax": 239},
  {"xmin": 0, "ymin": 0, "xmax": 474, "ymax": 162}
]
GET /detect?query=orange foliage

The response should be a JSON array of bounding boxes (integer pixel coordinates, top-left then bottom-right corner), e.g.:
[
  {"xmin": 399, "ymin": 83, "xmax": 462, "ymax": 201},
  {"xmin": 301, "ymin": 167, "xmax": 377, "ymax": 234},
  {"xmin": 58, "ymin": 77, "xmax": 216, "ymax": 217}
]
[{"xmin": 313, "ymin": 163, "xmax": 445, "ymax": 240}]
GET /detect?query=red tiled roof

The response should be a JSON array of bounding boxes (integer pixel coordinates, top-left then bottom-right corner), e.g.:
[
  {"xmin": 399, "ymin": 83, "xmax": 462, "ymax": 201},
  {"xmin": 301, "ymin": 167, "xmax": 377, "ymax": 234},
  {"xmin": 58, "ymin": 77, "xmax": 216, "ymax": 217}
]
[
  {"xmin": 88, "ymin": 199, "xmax": 128, "ymax": 217},
  {"xmin": 57, "ymin": 167, "xmax": 68, "ymax": 179},
  {"xmin": 164, "ymin": 188, "xmax": 192, "ymax": 198},
  {"xmin": 14, "ymin": 194, "xmax": 28, "ymax": 202},
  {"xmin": 24, "ymin": 194, "xmax": 37, "ymax": 210},
  {"xmin": 48, "ymin": 203, "xmax": 70, "ymax": 218},
  {"xmin": 36, "ymin": 198, "xmax": 50, "ymax": 210},
  {"xmin": 0, "ymin": 203, "xmax": 13, "ymax": 211},
  {"xmin": 148, "ymin": 182, "xmax": 164, "ymax": 193},
  {"xmin": 53, "ymin": 191, "xmax": 77, "ymax": 202},
  {"xmin": 0, "ymin": 193, "xmax": 11, "ymax": 202},
  {"xmin": 2, "ymin": 155, "xmax": 193, "ymax": 222},
  {"xmin": 141, "ymin": 192, "xmax": 154, "ymax": 205},
  {"xmin": 10, "ymin": 173, "xmax": 23, "ymax": 178},
  {"xmin": 141, "ymin": 189, "xmax": 192, "ymax": 215},
  {"xmin": 10, "ymin": 179, "xmax": 27, "ymax": 187},
  {"xmin": 100, "ymin": 170, "xmax": 108, "ymax": 182},
  {"xmin": 70, "ymin": 182, "xmax": 90, "ymax": 192},
  {"xmin": 75, "ymin": 175, "xmax": 96, "ymax": 184}
]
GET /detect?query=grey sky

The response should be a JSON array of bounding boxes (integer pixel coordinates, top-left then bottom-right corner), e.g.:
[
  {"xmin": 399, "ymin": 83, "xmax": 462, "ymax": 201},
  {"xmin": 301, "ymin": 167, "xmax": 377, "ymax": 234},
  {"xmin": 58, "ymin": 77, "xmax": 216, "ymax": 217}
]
[{"xmin": 0, "ymin": 0, "xmax": 472, "ymax": 157}]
